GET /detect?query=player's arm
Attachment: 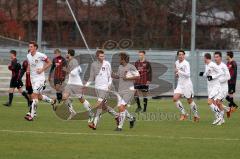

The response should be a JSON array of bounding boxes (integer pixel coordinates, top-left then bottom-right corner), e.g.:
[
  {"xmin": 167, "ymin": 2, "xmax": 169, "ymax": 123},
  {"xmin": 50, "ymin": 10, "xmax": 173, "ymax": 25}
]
[
  {"xmin": 219, "ymin": 65, "xmax": 230, "ymax": 83},
  {"xmin": 19, "ymin": 61, "xmax": 27, "ymax": 80},
  {"xmin": 177, "ymin": 63, "xmax": 190, "ymax": 78},
  {"xmin": 147, "ymin": 61, "xmax": 152, "ymax": 84},
  {"xmin": 111, "ymin": 67, "xmax": 120, "ymax": 79},
  {"xmin": 230, "ymin": 61, "xmax": 237, "ymax": 81},
  {"xmin": 48, "ymin": 59, "xmax": 55, "ymax": 81},
  {"xmin": 85, "ymin": 63, "xmax": 95, "ymax": 86},
  {"xmin": 107, "ymin": 63, "xmax": 113, "ymax": 87},
  {"xmin": 123, "ymin": 66, "xmax": 140, "ymax": 81}
]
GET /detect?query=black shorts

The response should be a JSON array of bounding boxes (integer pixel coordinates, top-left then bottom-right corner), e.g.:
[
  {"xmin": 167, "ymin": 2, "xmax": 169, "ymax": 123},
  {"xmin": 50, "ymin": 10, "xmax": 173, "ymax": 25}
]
[
  {"xmin": 26, "ymin": 86, "xmax": 33, "ymax": 94},
  {"xmin": 54, "ymin": 78, "xmax": 65, "ymax": 86},
  {"xmin": 134, "ymin": 84, "xmax": 149, "ymax": 92},
  {"xmin": 228, "ymin": 83, "xmax": 236, "ymax": 94},
  {"xmin": 10, "ymin": 79, "xmax": 23, "ymax": 89}
]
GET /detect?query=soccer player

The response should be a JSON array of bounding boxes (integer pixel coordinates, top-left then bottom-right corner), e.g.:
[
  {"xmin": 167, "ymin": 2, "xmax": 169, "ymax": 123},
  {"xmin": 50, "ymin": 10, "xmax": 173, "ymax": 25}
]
[
  {"xmin": 85, "ymin": 50, "xmax": 118, "ymax": 130},
  {"xmin": 173, "ymin": 50, "xmax": 200, "ymax": 122},
  {"xmin": 61, "ymin": 49, "xmax": 94, "ymax": 122},
  {"xmin": 49, "ymin": 49, "xmax": 67, "ymax": 103},
  {"xmin": 199, "ymin": 53, "xmax": 223, "ymax": 125},
  {"xmin": 134, "ymin": 50, "xmax": 152, "ymax": 113},
  {"xmin": 112, "ymin": 52, "xmax": 139, "ymax": 131},
  {"xmin": 24, "ymin": 41, "xmax": 56, "ymax": 121},
  {"xmin": 3, "ymin": 50, "xmax": 30, "ymax": 107},
  {"xmin": 226, "ymin": 51, "xmax": 238, "ymax": 111},
  {"xmin": 214, "ymin": 52, "xmax": 231, "ymax": 123}
]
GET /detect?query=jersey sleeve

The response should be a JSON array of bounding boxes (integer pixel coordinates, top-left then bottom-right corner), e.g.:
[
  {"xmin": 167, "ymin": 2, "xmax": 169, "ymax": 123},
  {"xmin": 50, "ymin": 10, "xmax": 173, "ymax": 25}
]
[
  {"xmin": 178, "ymin": 62, "xmax": 190, "ymax": 78},
  {"xmin": 85, "ymin": 63, "xmax": 95, "ymax": 86}
]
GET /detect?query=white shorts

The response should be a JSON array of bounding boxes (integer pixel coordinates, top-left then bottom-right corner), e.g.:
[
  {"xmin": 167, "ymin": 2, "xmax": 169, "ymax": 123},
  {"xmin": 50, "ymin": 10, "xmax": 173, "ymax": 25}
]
[
  {"xmin": 174, "ymin": 83, "xmax": 194, "ymax": 99},
  {"xmin": 208, "ymin": 85, "xmax": 224, "ymax": 100},
  {"xmin": 220, "ymin": 84, "xmax": 228, "ymax": 100},
  {"xmin": 32, "ymin": 80, "xmax": 45, "ymax": 94},
  {"xmin": 117, "ymin": 90, "xmax": 135, "ymax": 107}
]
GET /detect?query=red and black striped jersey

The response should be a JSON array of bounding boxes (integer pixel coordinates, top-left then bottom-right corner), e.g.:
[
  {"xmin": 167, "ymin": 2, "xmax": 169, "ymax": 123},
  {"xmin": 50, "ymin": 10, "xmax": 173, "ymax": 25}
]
[
  {"xmin": 20, "ymin": 60, "xmax": 32, "ymax": 87},
  {"xmin": 134, "ymin": 59, "xmax": 152, "ymax": 85},
  {"xmin": 49, "ymin": 55, "xmax": 67, "ymax": 80},
  {"xmin": 227, "ymin": 60, "xmax": 237, "ymax": 84},
  {"xmin": 8, "ymin": 58, "xmax": 21, "ymax": 80}
]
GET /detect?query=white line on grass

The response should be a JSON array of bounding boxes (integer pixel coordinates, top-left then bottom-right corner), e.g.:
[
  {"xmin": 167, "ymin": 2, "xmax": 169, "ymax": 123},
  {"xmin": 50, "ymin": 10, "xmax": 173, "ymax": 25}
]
[{"xmin": 0, "ymin": 129, "xmax": 239, "ymax": 141}]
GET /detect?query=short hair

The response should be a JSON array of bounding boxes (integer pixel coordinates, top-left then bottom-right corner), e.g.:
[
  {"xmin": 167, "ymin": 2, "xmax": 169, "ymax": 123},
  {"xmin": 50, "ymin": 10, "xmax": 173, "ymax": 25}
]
[
  {"xmin": 96, "ymin": 49, "xmax": 104, "ymax": 57},
  {"xmin": 119, "ymin": 52, "xmax": 129, "ymax": 63},
  {"xmin": 177, "ymin": 50, "xmax": 185, "ymax": 56},
  {"xmin": 227, "ymin": 51, "xmax": 234, "ymax": 58},
  {"xmin": 10, "ymin": 50, "xmax": 17, "ymax": 56},
  {"xmin": 54, "ymin": 49, "xmax": 61, "ymax": 54},
  {"xmin": 67, "ymin": 49, "xmax": 75, "ymax": 56},
  {"xmin": 138, "ymin": 50, "xmax": 146, "ymax": 54},
  {"xmin": 214, "ymin": 51, "xmax": 222, "ymax": 57},
  {"xmin": 204, "ymin": 53, "xmax": 211, "ymax": 60},
  {"xmin": 29, "ymin": 41, "xmax": 38, "ymax": 49}
]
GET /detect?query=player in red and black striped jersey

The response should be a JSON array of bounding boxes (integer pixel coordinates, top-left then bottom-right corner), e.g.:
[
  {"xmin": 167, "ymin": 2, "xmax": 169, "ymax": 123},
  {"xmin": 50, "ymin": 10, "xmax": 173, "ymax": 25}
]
[
  {"xmin": 49, "ymin": 49, "xmax": 67, "ymax": 103},
  {"xmin": 226, "ymin": 51, "xmax": 238, "ymax": 111},
  {"xmin": 3, "ymin": 50, "xmax": 30, "ymax": 107},
  {"xmin": 19, "ymin": 59, "xmax": 33, "ymax": 107},
  {"xmin": 134, "ymin": 50, "xmax": 152, "ymax": 112}
]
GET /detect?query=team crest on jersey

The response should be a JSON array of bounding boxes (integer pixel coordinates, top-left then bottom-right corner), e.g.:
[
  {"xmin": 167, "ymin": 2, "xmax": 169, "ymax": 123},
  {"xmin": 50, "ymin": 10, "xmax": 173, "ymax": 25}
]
[
  {"xmin": 35, "ymin": 59, "xmax": 38, "ymax": 63},
  {"xmin": 102, "ymin": 67, "xmax": 105, "ymax": 71}
]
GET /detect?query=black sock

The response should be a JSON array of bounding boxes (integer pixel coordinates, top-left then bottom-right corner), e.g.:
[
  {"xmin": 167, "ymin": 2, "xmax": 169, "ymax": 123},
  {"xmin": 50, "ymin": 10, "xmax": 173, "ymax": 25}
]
[
  {"xmin": 56, "ymin": 93, "xmax": 62, "ymax": 101},
  {"xmin": 29, "ymin": 100, "xmax": 33, "ymax": 108},
  {"xmin": 143, "ymin": 98, "xmax": 148, "ymax": 111},
  {"xmin": 134, "ymin": 97, "xmax": 141, "ymax": 108},
  {"xmin": 8, "ymin": 93, "xmax": 13, "ymax": 105},
  {"xmin": 22, "ymin": 91, "xmax": 30, "ymax": 104}
]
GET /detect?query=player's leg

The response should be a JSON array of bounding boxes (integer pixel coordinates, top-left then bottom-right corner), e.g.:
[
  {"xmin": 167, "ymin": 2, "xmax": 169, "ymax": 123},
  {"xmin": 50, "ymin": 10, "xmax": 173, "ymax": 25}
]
[
  {"xmin": 17, "ymin": 82, "xmax": 30, "ymax": 107},
  {"xmin": 55, "ymin": 79, "xmax": 63, "ymax": 103},
  {"xmin": 208, "ymin": 98, "xmax": 221, "ymax": 125},
  {"xmin": 79, "ymin": 97, "xmax": 94, "ymax": 125},
  {"xmin": 142, "ymin": 89, "xmax": 148, "ymax": 112},
  {"xmin": 3, "ymin": 87, "xmax": 15, "ymax": 106},
  {"xmin": 24, "ymin": 92, "xmax": 39, "ymax": 121},
  {"xmin": 226, "ymin": 84, "xmax": 238, "ymax": 111},
  {"xmin": 173, "ymin": 93, "xmax": 187, "ymax": 120},
  {"xmin": 134, "ymin": 88, "xmax": 142, "ymax": 113},
  {"xmin": 187, "ymin": 98, "xmax": 200, "ymax": 122},
  {"xmin": 115, "ymin": 104, "xmax": 126, "ymax": 131}
]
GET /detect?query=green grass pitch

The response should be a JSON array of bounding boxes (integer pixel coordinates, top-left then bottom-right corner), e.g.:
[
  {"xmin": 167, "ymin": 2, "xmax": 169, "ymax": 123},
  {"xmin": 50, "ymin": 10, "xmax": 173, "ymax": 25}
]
[{"xmin": 0, "ymin": 96, "xmax": 239, "ymax": 159}]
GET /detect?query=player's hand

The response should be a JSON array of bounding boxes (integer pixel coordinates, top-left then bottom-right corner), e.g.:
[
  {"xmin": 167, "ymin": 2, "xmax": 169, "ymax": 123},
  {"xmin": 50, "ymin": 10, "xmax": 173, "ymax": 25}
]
[
  {"xmin": 146, "ymin": 81, "xmax": 150, "ymax": 85},
  {"xmin": 37, "ymin": 68, "xmax": 43, "ymax": 74},
  {"xmin": 199, "ymin": 72, "xmax": 204, "ymax": 76},
  {"xmin": 207, "ymin": 76, "xmax": 213, "ymax": 81}
]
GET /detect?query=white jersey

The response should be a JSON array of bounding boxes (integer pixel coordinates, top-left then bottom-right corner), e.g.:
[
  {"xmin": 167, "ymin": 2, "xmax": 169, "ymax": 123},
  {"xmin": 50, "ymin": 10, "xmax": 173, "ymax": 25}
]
[
  {"xmin": 204, "ymin": 61, "xmax": 223, "ymax": 87},
  {"xmin": 27, "ymin": 52, "xmax": 48, "ymax": 83},
  {"xmin": 204, "ymin": 61, "xmax": 224, "ymax": 99},
  {"xmin": 67, "ymin": 65, "xmax": 83, "ymax": 86},
  {"xmin": 174, "ymin": 59, "xmax": 194, "ymax": 98},
  {"xmin": 86, "ymin": 60, "xmax": 112, "ymax": 90},
  {"xmin": 175, "ymin": 59, "xmax": 192, "ymax": 85},
  {"xmin": 217, "ymin": 62, "xmax": 230, "ymax": 97}
]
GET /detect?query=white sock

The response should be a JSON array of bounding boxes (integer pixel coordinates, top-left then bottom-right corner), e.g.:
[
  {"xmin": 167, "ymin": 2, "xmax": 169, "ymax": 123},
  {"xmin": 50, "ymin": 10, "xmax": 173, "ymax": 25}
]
[
  {"xmin": 106, "ymin": 106, "xmax": 118, "ymax": 118},
  {"xmin": 30, "ymin": 99, "xmax": 38, "ymax": 117},
  {"xmin": 220, "ymin": 110, "xmax": 224, "ymax": 119},
  {"xmin": 42, "ymin": 95, "xmax": 53, "ymax": 104},
  {"xmin": 190, "ymin": 101, "xmax": 199, "ymax": 117},
  {"xmin": 223, "ymin": 105, "xmax": 230, "ymax": 112},
  {"xmin": 94, "ymin": 108, "xmax": 102, "ymax": 126},
  {"xmin": 83, "ymin": 100, "xmax": 93, "ymax": 117},
  {"xmin": 125, "ymin": 109, "xmax": 134, "ymax": 121},
  {"xmin": 65, "ymin": 99, "xmax": 76, "ymax": 114},
  {"xmin": 175, "ymin": 100, "xmax": 186, "ymax": 115},
  {"xmin": 118, "ymin": 110, "xmax": 126, "ymax": 129},
  {"xmin": 210, "ymin": 103, "xmax": 220, "ymax": 118}
]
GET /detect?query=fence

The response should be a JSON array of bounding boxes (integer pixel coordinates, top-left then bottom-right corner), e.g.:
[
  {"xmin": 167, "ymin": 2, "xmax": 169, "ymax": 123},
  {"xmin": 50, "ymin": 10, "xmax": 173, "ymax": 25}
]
[{"xmin": 0, "ymin": 47, "xmax": 239, "ymax": 97}]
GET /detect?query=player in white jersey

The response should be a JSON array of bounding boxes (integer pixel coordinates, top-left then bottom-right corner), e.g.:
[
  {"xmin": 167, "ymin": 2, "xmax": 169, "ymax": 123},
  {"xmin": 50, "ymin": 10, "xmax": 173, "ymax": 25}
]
[
  {"xmin": 214, "ymin": 52, "xmax": 231, "ymax": 124},
  {"xmin": 199, "ymin": 53, "xmax": 223, "ymax": 125},
  {"xmin": 173, "ymin": 50, "xmax": 200, "ymax": 122},
  {"xmin": 25, "ymin": 41, "xmax": 56, "ymax": 121},
  {"xmin": 85, "ymin": 50, "xmax": 119, "ymax": 130},
  {"xmin": 60, "ymin": 49, "xmax": 94, "ymax": 122},
  {"xmin": 112, "ymin": 52, "xmax": 140, "ymax": 131}
]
